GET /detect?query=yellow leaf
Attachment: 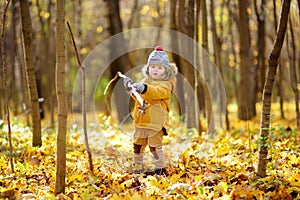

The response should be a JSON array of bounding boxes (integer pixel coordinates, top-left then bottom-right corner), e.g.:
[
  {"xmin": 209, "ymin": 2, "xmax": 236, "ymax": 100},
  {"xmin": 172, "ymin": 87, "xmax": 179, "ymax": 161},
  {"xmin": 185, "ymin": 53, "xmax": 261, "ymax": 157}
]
[
  {"xmin": 121, "ymin": 178, "xmax": 134, "ymax": 188},
  {"xmin": 17, "ymin": 162, "xmax": 25, "ymax": 171},
  {"xmin": 169, "ymin": 172, "xmax": 183, "ymax": 184},
  {"xmin": 178, "ymin": 163, "xmax": 185, "ymax": 170},
  {"xmin": 217, "ymin": 181, "xmax": 228, "ymax": 194},
  {"xmin": 290, "ymin": 181, "xmax": 300, "ymax": 187},
  {"xmin": 69, "ymin": 174, "xmax": 83, "ymax": 182},
  {"xmin": 158, "ymin": 177, "xmax": 169, "ymax": 189},
  {"xmin": 131, "ymin": 192, "xmax": 142, "ymax": 200},
  {"xmin": 218, "ymin": 194, "xmax": 231, "ymax": 200},
  {"xmin": 112, "ymin": 193, "xmax": 120, "ymax": 200},
  {"xmin": 0, "ymin": 157, "xmax": 7, "ymax": 168}
]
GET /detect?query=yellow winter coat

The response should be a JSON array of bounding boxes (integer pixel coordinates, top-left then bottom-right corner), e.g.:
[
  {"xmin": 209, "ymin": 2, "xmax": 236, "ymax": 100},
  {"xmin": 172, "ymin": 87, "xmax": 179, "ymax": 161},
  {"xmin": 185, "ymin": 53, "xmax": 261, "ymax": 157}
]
[{"xmin": 132, "ymin": 63, "xmax": 178, "ymax": 134}]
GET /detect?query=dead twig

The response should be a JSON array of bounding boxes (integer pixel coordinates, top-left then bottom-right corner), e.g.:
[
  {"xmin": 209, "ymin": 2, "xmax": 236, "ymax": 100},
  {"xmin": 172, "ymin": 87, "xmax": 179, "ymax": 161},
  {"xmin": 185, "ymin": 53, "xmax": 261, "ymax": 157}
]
[
  {"xmin": 66, "ymin": 21, "xmax": 93, "ymax": 174},
  {"xmin": 1, "ymin": 0, "xmax": 14, "ymax": 173}
]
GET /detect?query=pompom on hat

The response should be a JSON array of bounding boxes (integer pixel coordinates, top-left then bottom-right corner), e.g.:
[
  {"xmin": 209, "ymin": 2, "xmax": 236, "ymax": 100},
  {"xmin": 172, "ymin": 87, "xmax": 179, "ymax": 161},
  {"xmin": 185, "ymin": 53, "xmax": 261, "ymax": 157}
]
[{"xmin": 147, "ymin": 46, "xmax": 170, "ymax": 68}]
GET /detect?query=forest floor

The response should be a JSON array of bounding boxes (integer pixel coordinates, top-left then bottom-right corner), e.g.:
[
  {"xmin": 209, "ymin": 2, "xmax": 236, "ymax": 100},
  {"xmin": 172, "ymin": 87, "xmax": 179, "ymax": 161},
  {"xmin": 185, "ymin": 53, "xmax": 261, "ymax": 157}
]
[{"xmin": 0, "ymin": 102, "xmax": 299, "ymax": 199}]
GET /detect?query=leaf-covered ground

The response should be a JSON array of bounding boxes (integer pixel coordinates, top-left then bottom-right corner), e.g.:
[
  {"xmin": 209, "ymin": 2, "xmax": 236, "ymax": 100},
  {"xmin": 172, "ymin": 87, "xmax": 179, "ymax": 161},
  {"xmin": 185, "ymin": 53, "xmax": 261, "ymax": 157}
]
[{"xmin": 0, "ymin": 103, "xmax": 299, "ymax": 199}]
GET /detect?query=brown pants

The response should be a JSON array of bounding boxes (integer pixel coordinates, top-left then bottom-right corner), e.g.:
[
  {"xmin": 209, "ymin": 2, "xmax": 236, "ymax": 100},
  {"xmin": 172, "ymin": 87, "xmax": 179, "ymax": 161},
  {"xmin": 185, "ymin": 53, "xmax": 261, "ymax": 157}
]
[
  {"xmin": 134, "ymin": 127, "xmax": 163, "ymax": 148},
  {"xmin": 133, "ymin": 127, "xmax": 165, "ymax": 169}
]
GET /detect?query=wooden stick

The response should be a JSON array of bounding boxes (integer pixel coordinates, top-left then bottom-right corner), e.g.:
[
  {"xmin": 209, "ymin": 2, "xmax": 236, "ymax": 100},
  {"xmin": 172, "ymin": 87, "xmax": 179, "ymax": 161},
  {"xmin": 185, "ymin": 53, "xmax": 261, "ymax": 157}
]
[
  {"xmin": 1, "ymin": 0, "xmax": 14, "ymax": 173},
  {"xmin": 104, "ymin": 72, "xmax": 148, "ymax": 114},
  {"xmin": 66, "ymin": 21, "xmax": 93, "ymax": 173}
]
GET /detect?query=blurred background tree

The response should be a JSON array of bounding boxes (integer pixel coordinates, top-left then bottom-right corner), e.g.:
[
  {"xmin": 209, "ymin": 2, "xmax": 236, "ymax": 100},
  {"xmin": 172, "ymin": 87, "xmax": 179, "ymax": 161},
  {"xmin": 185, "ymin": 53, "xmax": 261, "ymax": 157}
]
[{"xmin": 0, "ymin": 0, "xmax": 299, "ymax": 131}]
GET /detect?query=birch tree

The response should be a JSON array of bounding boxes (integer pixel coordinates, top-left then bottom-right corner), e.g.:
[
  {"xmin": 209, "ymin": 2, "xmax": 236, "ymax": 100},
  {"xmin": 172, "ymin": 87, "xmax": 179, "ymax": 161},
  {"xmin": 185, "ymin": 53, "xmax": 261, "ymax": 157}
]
[{"xmin": 257, "ymin": 0, "xmax": 291, "ymax": 178}]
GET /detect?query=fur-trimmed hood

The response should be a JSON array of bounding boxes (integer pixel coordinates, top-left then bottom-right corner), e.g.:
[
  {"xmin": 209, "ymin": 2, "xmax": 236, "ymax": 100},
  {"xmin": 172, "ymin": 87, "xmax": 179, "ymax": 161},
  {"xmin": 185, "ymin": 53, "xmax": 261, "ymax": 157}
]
[
  {"xmin": 133, "ymin": 63, "xmax": 178, "ymax": 133},
  {"xmin": 141, "ymin": 63, "xmax": 178, "ymax": 81}
]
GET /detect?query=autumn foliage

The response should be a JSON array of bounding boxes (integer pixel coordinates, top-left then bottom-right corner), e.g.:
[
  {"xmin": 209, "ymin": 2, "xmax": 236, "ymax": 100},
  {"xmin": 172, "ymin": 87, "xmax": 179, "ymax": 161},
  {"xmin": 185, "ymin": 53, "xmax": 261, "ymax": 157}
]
[{"xmin": 0, "ymin": 103, "xmax": 299, "ymax": 199}]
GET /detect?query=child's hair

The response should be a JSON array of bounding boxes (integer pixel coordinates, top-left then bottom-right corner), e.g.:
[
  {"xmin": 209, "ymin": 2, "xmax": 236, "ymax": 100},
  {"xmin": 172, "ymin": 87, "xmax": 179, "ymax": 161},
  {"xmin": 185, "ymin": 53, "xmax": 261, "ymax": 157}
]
[
  {"xmin": 141, "ymin": 46, "xmax": 178, "ymax": 81},
  {"xmin": 142, "ymin": 63, "xmax": 178, "ymax": 81}
]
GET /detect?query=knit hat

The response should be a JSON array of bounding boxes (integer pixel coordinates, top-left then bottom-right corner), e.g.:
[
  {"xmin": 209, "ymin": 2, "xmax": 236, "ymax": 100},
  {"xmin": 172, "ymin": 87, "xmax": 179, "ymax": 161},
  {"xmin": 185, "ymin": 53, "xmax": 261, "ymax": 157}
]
[{"xmin": 147, "ymin": 46, "xmax": 169, "ymax": 68}]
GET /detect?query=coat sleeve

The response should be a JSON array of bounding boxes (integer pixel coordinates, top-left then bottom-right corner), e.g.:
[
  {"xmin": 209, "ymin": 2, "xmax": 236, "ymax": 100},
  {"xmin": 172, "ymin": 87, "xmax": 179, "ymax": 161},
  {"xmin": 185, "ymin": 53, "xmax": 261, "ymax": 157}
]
[{"xmin": 142, "ymin": 80, "xmax": 175, "ymax": 100}]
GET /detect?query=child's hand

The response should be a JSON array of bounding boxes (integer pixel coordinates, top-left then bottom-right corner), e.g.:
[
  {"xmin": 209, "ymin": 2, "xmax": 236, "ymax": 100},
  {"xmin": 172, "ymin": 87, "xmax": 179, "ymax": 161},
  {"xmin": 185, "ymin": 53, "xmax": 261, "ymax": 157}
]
[
  {"xmin": 132, "ymin": 83, "xmax": 146, "ymax": 93},
  {"xmin": 123, "ymin": 77, "xmax": 133, "ymax": 88}
]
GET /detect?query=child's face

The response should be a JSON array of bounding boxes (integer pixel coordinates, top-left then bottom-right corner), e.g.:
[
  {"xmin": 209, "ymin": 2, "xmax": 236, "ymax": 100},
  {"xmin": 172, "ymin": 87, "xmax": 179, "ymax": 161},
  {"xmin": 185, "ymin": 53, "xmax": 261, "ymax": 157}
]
[{"xmin": 148, "ymin": 65, "xmax": 166, "ymax": 79}]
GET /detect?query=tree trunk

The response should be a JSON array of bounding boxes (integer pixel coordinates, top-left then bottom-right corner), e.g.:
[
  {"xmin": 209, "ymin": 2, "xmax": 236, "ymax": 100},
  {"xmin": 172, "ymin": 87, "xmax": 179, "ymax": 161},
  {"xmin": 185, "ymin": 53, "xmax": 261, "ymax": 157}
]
[
  {"xmin": 10, "ymin": 1, "xmax": 18, "ymax": 116},
  {"xmin": 277, "ymin": 60, "xmax": 285, "ymax": 118},
  {"xmin": 104, "ymin": 0, "xmax": 131, "ymax": 122},
  {"xmin": 193, "ymin": 0, "xmax": 202, "ymax": 133},
  {"xmin": 169, "ymin": 0, "xmax": 185, "ymax": 117},
  {"xmin": 19, "ymin": 0, "xmax": 42, "ymax": 147},
  {"xmin": 49, "ymin": 18, "xmax": 56, "ymax": 128},
  {"xmin": 54, "ymin": 0, "xmax": 67, "ymax": 195},
  {"xmin": 238, "ymin": 0, "xmax": 256, "ymax": 120},
  {"xmin": 177, "ymin": 0, "xmax": 197, "ymax": 128},
  {"xmin": 257, "ymin": 0, "xmax": 291, "ymax": 178},
  {"xmin": 254, "ymin": 0, "xmax": 266, "ymax": 98},
  {"xmin": 69, "ymin": 0, "xmax": 82, "ymax": 113},
  {"xmin": 0, "ymin": 56, "xmax": 2, "ymax": 119},
  {"xmin": 128, "ymin": 0, "xmax": 140, "ymax": 29},
  {"xmin": 2, "ymin": 0, "xmax": 14, "ymax": 174},
  {"xmin": 273, "ymin": 0, "xmax": 285, "ymax": 119},
  {"xmin": 227, "ymin": 3, "xmax": 239, "ymax": 102},
  {"xmin": 0, "ymin": 93, "xmax": 2, "ymax": 119},
  {"xmin": 201, "ymin": 0, "xmax": 214, "ymax": 132},
  {"xmin": 287, "ymin": 18, "xmax": 300, "ymax": 128},
  {"xmin": 198, "ymin": 0, "xmax": 207, "ymax": 120},
  {"xmin": 209, "ymin": 0, "xmax": 224, "ymax": 132},
  {"xmin": 75, "ymin": 0, "xmax": 82, "ymax": 55},
  {"xmin": 297, "ymin": 0, "xmax": 300, "ymax": 16},
  {"xmin": 37, "ymin": 0, "xmax": 55, "ymax": 126},
  {"xmin": 16, "ymin": 16, "xmax": 30, "ymax": 125}
]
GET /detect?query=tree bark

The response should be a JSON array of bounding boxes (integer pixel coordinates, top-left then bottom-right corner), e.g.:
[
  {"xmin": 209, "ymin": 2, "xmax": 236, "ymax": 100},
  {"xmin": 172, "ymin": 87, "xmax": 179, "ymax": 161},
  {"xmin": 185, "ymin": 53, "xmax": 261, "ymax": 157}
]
[
  {"xmin": 54, "ymin": 0, "xmax": 67, "ymax": 195},
  {"xmin": 19, "ymin": 0, "xmax": 42, "ymax": 147},
  {"xmin": 237, "ymin": 0, "xmax": 256, "ymax": 120},
  {"xmin": 257, "ymin": 0, "xmax": 291, "ymax": 178}
]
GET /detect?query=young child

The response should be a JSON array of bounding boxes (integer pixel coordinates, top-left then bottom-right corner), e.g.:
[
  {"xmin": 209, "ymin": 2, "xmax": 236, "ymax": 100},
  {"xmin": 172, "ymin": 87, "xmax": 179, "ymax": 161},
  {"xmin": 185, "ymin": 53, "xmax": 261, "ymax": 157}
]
[{"xmin": 124, "ymin": 46, "xmax": 178, "ymax": 175}]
